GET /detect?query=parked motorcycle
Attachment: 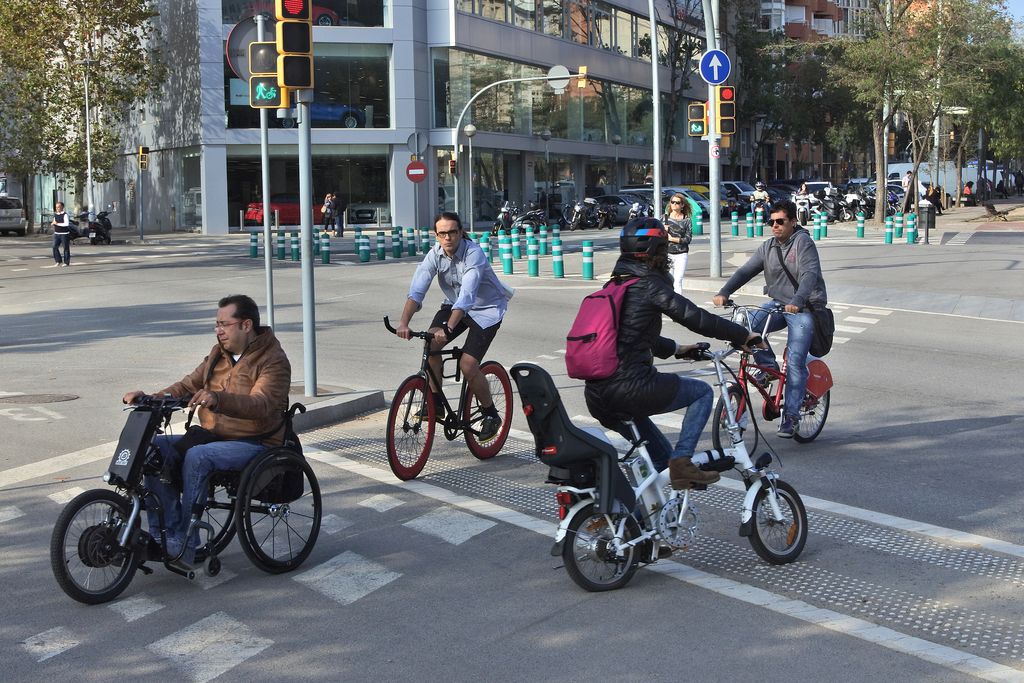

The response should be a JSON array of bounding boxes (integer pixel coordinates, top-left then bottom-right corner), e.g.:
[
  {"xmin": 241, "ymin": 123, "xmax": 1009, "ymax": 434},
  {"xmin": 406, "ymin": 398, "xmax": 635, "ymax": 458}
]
[
  {"xmin": 494, "ymin": 201, "xmax": 520, "ymax": 232},
  {"xmin": 843, "ymin": 188, "xmax": 873, "ymax": 220},
  {"xmin": 70, "ymin": 211, "xmax": 112, "ymax": 244},
  {"xmin": 595, "ymin": 204, "xmax": 614, "ymax": 230},
  {"xmin": 512, "ymin": 204, "xmax": 548, "ymax": 233},
  {"xmin": 567, "ymin": 197, "xmax": 599, "ymax": 231},
  {"xmin": 627, "ymin": 201, "xmax": 654, "ymax": 221}
]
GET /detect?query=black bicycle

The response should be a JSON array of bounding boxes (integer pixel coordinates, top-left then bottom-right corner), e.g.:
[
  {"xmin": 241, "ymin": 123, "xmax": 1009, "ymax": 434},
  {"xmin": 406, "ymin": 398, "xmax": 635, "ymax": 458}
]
[
  {"xmin": 50, "ymin": 395, "xmax": 321, "ymax": 604},
  {"xmin": 383, "ymin": 316, "xmax": 513, "ymax": 480}
]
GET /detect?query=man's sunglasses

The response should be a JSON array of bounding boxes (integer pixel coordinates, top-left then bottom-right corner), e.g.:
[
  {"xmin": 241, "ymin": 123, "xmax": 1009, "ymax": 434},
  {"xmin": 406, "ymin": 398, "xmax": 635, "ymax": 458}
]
[{"xmin": 768, "ymin": 217, "xmax": 789, "ymax": 226}]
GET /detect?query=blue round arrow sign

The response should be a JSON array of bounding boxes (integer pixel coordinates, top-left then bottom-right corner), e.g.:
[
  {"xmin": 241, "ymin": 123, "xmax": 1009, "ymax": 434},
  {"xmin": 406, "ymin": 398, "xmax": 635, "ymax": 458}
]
[{"xmin": 699, "ymin": 50, "xmax": 731, "ymax": 85}]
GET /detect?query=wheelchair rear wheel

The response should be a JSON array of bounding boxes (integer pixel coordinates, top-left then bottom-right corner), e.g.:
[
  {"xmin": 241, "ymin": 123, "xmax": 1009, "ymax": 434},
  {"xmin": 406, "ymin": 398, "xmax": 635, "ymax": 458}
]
[{"xmin": 236, "ymin": 448, "xmax": 321, "ymax": 573}]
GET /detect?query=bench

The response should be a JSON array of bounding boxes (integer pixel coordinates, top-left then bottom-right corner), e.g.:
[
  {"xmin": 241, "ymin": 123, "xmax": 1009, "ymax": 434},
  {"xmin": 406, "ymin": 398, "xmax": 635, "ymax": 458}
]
[{"xmin": 983, "ymin": 203, "xmax": 1009, "ymax": 221}]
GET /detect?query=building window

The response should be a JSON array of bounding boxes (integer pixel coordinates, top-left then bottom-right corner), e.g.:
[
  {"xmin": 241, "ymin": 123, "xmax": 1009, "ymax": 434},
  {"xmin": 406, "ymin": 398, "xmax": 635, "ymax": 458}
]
[
  {"xmin": 541, "ymin": 0, "xmax": 563, "ymax": 36},
  {"xmin": 510, "ymin": 0, "xmax": 538, "ymax": 30},
  {"xmin": 225, "ymin": 43, "xmax": 391, "ymax": 129},
  {"xmin": 221, "ymin": 0, "xmax": 387, "ymax": 27}
]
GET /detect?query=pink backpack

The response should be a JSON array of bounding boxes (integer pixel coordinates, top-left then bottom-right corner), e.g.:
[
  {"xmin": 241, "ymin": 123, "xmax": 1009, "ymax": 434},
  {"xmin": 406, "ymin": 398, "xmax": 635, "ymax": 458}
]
[{"xmin": 565, "ymin": 277, "xmax": 638, "ymax": 380}]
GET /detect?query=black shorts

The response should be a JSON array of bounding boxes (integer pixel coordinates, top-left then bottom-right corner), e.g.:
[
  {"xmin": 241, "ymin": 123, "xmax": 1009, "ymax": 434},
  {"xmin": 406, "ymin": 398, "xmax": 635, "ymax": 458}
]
[{"xmin": 430, "ymin": 305, "xmax": 501, "ymax": 361}]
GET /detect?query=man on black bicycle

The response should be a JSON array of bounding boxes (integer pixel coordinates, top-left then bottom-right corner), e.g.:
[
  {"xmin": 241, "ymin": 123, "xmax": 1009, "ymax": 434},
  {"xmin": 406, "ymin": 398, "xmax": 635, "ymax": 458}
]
[
  {"xmin": 713, "ymin": 199, "xmax": 827, "ymax": 438},
  {"xmin": 122, "ymin": 294, "xmax": 291, "ymax": 564},
  {"xmin": 395, "ymin": 212, "xmax": 512, "ymax": 442}
]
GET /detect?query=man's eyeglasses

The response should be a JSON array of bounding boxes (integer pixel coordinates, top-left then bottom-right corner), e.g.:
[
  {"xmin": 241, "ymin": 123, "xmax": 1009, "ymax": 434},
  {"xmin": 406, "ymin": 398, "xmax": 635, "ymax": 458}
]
[
  {"xmin": 768, "ymin": 217, "xmax": 790, "ymax": 226},
  {"xmin": 214, "ymin": 320, "xmax": 243, "ymax": 330},
  {"xmin": 435, "ymin": 230, "xmax": 460, "ymax": 238}
]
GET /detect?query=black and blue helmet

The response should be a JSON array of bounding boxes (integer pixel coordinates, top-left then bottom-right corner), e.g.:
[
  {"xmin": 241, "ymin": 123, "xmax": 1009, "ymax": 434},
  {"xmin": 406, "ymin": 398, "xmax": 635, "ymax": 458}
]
[{"xmin": 620, "ymin": 217, "xmax": 668, "ymax": 259}]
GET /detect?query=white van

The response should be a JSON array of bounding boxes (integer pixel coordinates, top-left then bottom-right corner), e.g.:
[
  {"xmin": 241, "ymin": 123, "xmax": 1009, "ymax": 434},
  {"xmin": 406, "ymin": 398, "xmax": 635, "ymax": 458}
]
[{"xmin": 0, "ymin": 196, "xmax": 27, "ymax": 236}]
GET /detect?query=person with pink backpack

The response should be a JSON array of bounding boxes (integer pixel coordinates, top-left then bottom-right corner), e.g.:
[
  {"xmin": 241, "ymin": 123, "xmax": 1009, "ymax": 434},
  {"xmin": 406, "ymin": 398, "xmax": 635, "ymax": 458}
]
[{"xmin": 576, "ymin": 217, "xmax": 762, "ymax": 490}]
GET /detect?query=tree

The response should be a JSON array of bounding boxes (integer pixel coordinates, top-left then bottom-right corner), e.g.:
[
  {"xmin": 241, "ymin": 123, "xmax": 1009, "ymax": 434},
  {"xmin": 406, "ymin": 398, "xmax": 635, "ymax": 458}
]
[{"xmin": 0, "ymin": 0, "xmax": 165, "ymax": 209}]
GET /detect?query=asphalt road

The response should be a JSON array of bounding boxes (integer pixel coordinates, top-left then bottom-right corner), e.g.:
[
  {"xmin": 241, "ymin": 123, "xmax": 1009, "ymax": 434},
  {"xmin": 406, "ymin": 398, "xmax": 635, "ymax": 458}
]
[{"xmin": 1, "ymin": 225, "xmax": 1023, "ymax": 681}]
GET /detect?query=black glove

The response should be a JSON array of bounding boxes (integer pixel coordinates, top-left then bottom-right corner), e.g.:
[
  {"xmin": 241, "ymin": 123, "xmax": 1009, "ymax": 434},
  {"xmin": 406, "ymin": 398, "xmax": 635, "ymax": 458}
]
[{"xmin": 675, "ymin": 342, "xmax": 710, "ymax": 361}]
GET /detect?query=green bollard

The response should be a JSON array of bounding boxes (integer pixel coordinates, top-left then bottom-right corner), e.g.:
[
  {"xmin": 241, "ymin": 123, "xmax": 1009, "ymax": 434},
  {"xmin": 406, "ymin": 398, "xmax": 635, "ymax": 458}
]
[
  {"xmin": 376, "ymin": 232, "xmax": 386, "ymax": 260},
  {"xmin": 419, "ymin": 227, "xmax": 430, "ymax": 253},
  {"xmin": 730, "ymin": 211, "xmax": 739, "ymax": 236},
  {"xmin": 249, "ymin": 230, "xmax": 259, "ymax": 258},
  {"xmin": 406, "ymin": 226, "xmax": 416, "ymax": 256},
  {"xmin": 290, "ymin": 231, "xmax": 300, "ymax": 261},
  {"xmin": 907, "ymin": 213, "xmax": 917, "ymax": 244},
  {"xmin": 745, "ymin": 213, "xmax": 754, "ymax": 238},
  {"xmin": 353, "ymin": 227, "xmax": 362, "ymax": 254},
  {"xmin": 813, "ymin": 220, "xmax": 821, "ymax": 241},
  {"xmin": 552, "ymin": 238, "xmax": 564, "ymax": 278},
  {"xmin": 481, "ymin": 233, "xmax": 491, "ymax": 262},
  {"xmin": 894, "ymin": 212, "xmax": 904, "ymax": 238},
  {"xmin": 312, "ymin": 227, "xmax": 321, "ymax": 256},
  {"xmin": 884, "ymin": 216, "xmax": 894, "ymax": 244},
  {"xmin": 582, "ymin": 241, "xmax": 594, "ymax": 280},
  {"xmin": 820, "ymin": 212, "xmax": 828, "ymax": 237},
  {"xmin": 277, "ymin": 230, "xmax": 286, "ymax": 260},
  {"xmin": 551, "ymin": 224, "xmax": 561, "ymax": 241},
  {"xmin": 527, "ymin": 238, "xmax": 539, "ymax": 277},
  {"xmin": 693, "ymin": 211, "xmax": 704, "ymax": 236},
  {"xmin": 857, "ymin": 211, "xmax": 865, "ymax": 238},
  {"xmin": 321, "ymin": 231, "xmax": 330, "ymax": 264},
  {"xmin": 500, "ymin": 235, "xmax": 513, "ymax": 275},
  {"xmin": 539, "ymin": 226, "xmax": 548, "ymax": 256},
  {"xmin": 511, "ymin": 228, "xmax": 522, "ymax": 260},
  {"xmin": 755, "ymin": 207, "xmax": 764, "ymax": 237},
  {"xmin": 392, "ymin": 228, "xmax": 403, "ymax": 258},
  {"xmin": 358, "ymin": 234, "xmax": 371, "ymax": 262}
]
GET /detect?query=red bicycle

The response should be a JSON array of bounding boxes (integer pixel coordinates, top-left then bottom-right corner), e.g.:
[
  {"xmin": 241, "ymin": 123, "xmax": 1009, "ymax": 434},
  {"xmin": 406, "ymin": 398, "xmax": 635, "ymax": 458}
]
[{"xmin": 711, "ymin": 302, "xmax": 833, "ymax": 453}]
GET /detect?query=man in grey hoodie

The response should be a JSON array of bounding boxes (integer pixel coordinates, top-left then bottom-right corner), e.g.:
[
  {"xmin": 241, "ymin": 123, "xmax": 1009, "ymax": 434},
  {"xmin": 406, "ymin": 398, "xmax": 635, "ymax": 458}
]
[{"xmin": 713, "ymin": 199, "xmax": 827, "ymax": 438}]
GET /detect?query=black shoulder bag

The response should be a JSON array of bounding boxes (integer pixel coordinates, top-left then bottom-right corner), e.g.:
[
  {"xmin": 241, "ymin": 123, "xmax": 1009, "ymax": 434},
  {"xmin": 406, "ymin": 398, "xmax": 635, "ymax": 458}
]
[{"xmin": 773, "ymin": 244, "xmax": 834, "ymax": 357}]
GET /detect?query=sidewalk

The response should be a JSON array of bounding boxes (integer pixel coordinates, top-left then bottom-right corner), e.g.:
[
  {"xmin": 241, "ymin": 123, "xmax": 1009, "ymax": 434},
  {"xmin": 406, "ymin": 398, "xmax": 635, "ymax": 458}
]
[{"xmin": 287, "ymin": 383, "xmax": 384, "ymax": 431}]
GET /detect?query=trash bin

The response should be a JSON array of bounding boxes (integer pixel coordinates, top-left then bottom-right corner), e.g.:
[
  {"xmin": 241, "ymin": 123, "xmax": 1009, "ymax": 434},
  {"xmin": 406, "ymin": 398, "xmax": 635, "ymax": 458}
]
[{"xmin": 920, "ymin": 202, "xmax": 936, "ymax": 237}]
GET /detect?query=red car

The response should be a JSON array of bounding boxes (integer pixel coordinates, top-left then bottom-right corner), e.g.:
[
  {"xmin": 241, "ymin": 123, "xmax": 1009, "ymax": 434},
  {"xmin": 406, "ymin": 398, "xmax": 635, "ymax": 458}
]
[
  {"xmin": 244, "ymin": 194, "xmax": 325, "ymax": 226},
  {"xmin": 248, "ymin": 2, "xmax": 340, "ymax": 26}
]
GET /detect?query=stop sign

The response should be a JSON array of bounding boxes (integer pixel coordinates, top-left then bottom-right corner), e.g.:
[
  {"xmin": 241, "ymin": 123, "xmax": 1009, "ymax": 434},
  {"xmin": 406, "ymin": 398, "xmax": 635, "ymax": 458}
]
[{"xmin": 406, "ymin": 160, "xmax": 427, "ymax": 183}]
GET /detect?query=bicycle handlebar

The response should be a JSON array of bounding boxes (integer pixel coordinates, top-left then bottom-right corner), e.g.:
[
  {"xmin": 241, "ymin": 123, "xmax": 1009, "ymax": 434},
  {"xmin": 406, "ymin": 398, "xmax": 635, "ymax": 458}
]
[{"xmin": 383, "ymin": 315, "xmax": 434, "ymax": 341}]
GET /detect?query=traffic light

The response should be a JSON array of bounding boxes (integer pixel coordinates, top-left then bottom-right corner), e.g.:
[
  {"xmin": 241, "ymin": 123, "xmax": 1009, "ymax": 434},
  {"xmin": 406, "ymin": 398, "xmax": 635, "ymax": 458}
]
[
  {"xmin": 138, "ymin": 146, "xmax": 149, "ymax": 171},
  {"xmin": 275, "ymin": 1, "xmax": 314, "ymax": 89},
  {"xmin": 249, "ymin": 76, "xmax": 288, "ymax": 109},
  {"xmin": 715, "ymin": 85, "xmax": 736, "ymax": 135},
  {"xmin": 687, "ymin": 102, "xmax": 707, "ymax": 137},
  {"xmin": 249, "ymin": 42, "xmax": 277, "ymax": 76},
  {"xmin": 577, "ymin": 65, "xmax": 588, "ymax": 89},
  {"xmin": 275, "ymin": 0, "xmax": 310, "ymax": 20},
  {"xmin": 887, "ymin": 132, "xmax": 896, "ymax": 156},
  {"xmin": 448, "ymin": 158, "xmax": 457, "ymax": 176}
]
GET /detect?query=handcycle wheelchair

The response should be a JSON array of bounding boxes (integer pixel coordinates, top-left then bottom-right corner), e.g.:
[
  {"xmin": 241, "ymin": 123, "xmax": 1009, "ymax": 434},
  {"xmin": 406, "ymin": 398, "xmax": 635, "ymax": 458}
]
[{"xmin": 50, "ymin": 395, "xmax": 322, "ymax": 604}]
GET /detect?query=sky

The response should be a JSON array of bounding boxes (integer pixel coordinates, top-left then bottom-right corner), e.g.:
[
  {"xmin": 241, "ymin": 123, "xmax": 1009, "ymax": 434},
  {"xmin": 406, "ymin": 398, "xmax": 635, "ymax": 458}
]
[{"xmin": 1004, "ymin": 0, "xmax": 1024, "ymax": 25}]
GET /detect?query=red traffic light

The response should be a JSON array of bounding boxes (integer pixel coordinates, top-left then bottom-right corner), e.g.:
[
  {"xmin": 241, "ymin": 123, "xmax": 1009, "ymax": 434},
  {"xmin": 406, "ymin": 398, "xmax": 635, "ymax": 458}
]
[
  {"xmin": 448, "ymin": 159, "xmax": 457, "ymax": 176},
  {"xmin": 276, "ymin": 0, "xmax": 310, "ymax": 21},
  {"xmin": 718, "ymin": 86, "xmax": 735, "ymax": 102}
]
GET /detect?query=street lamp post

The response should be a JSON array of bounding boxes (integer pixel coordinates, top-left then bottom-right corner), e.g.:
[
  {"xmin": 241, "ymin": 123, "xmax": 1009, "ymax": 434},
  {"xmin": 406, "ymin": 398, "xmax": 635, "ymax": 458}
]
[
  {"xmin": 463, "ymin": 124, "xmax": 476, "ymax": 229},
  {"xmin": 83, "ymin": 59, "xmax": 96, "ymax": 220},
  {"xmin": 541, "ymin": 129, "xmax": 551, "ymax": 220},
  {"xmin": 612, "ymin": 134, "xmax": 621, "ymax": 193}
]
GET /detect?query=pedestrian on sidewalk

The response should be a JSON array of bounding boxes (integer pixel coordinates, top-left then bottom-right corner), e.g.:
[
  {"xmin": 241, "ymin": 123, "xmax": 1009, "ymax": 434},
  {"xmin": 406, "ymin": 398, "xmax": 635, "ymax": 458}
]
[
  {"xmin": 50, "ymin": 202, "xmax": 71, "ymax": 267},
  {"xmin": 926, "ymin": 186, "xmax": 944, "ymax": 216},
  {"xmin": 663, "ymin": 192, "xmax": 692, "ymax": 295}
]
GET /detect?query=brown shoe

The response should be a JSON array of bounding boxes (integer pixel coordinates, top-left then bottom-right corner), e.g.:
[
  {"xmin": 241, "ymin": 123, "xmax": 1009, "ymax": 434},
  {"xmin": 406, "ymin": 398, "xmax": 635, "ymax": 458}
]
[{"xmin": 669, "ymin": 458, "xmax": 721, "ymax": 490}]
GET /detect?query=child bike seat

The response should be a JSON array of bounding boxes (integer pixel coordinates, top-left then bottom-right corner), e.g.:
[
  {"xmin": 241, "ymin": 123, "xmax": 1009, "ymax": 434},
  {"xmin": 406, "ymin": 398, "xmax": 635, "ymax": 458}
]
[{"xmin": 510, "ymin": 363, "xmax": 635, "ymax": 514}]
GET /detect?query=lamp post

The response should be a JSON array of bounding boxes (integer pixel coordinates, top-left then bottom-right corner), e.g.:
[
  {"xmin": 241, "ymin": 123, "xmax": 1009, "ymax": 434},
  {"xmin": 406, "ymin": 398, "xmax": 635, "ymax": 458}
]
[
  {"xmin": 83, "ymin": 58, "xmax": 96, "ymax": 220},
  {"xmin": 541, "ymin": 129, "xmax": 551, "ymax": 220},
  {"xmin": 612, "ymin": 134, "xmax": 621, "ymax": 193},
  {"xmin": 463, "ymin": 123, "xmax": 476, "ymax": 229}
]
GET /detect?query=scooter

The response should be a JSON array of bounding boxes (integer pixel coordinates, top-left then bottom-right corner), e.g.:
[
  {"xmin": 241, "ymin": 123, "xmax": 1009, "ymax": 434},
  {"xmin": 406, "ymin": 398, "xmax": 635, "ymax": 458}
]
[
  {"xmin": 567, "ymin": 197, "xmax": 599, "ymax": 231},
  {"xmin": 72, "ymin": 211, "xmax": 112, "ymax": 244},
  {"xmin": 494, "ymin": 201, "xmax": 519, "ymax": 232},
  {"xmin": 511, "ymin": 204, "xmax": 548, "ymax": 233},
  {"xmin": 794, "ymin": 193, "xmax": 813, "ymax": 225}
]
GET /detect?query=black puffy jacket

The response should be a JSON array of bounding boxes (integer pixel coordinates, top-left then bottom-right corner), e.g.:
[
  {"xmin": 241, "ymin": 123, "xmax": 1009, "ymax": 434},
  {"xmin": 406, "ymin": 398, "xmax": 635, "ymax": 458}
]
[{"xmin": 584, "ymin": 257, "xmax": 750, "ymax": 427}]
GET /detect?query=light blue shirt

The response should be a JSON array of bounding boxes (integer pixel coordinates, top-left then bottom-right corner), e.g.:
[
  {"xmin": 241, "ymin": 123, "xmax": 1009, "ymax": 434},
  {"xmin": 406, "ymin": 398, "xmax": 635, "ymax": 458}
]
[{"xmin": 407, "ymin": 238, "xmax": 510, "ymax": 329}]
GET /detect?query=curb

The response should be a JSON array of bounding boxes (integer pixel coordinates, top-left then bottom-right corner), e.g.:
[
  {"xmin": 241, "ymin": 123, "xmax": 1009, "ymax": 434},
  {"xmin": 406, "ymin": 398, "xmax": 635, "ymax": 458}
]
[{"xmin": 292, "ymin": 389, "xmax": 385, "ymax": 432}]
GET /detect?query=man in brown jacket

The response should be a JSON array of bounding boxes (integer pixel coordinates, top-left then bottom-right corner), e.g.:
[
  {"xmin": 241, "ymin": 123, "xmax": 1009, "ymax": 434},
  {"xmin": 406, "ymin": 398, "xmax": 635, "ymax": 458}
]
[{"xmin": 123, "ymin": 294, "xmax": 291, "ymax": 564}]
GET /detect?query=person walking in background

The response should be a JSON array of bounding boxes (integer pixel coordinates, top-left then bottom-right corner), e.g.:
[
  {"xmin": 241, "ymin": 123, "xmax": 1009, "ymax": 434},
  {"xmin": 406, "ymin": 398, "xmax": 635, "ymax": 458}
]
[
  {"xmin": 663, "ymin": 192, "xmax": 692, "ymax": 295},
  {"xmin": 50, "ymin": 202, "xmax": 71, "ymax": 267},
  {"xmin": 321, "ymin": 193, "xmax": 335, "ymax": 233},
  {"xmin": 332, "ymin": 193, "xmax": 344, "ymax": 237},
  {"xmin": 901, "ymin": 171, "xmax": 914, "ymax": 213}
]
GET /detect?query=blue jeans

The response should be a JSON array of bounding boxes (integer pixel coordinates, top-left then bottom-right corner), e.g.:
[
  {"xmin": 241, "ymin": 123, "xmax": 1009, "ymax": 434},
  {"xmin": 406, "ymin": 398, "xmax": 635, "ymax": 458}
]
[
  {"xmin": 144, "ymin": 435, "xmax": 265, "ymax": 548},
  {"xmin": 746, "ymin": 302, "xmax": 814, "ymax": 417},
  {"xmin": 52, "ymin": 233, "xmax": 70, "ymax": 265},
  {"xmin": 613, "ymin": 377, "xmax": 714, "ymax": 472}
]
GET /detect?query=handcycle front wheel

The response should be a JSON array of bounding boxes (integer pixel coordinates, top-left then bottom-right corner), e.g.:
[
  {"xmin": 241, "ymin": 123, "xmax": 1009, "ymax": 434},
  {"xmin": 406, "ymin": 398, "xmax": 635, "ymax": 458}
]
[
  {"xmin": 748, "ymin": 479, "xmax": 807, "ymax": 564},
  {"xmin": 793, "ymin": 389, "xmax": 830, "ymax": 443},
  {"xmin": 50, "ymin": 489, "xmax": 140, "ymax": 604},
  {"xmin": 236, "ymin": 447, "xmax": 322, "ymax": 574},
  {"xmin": 386, "ymin": 374, "xmax": 436, "ymax": 480},
  {"xmin": 463, "ymin": 360, "xmax": 513, "ymax": 459},
  {"xmin": 204, "ymin": 475, "xmax": 237, "ymax": 555},
  {"xmin": 711, "ymin": 382, "xmax": 759, "ymax": 455}
]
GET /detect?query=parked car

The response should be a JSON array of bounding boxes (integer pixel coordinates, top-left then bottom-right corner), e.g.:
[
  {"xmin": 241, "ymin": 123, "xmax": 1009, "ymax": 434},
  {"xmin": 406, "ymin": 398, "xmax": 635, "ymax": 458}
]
[
  {"xmin": 243, "ymin": 193, "xmax": 325, "ymax": 226},
  {"xmin": 681, "ymin": 185, "xmax": 732, "ymax": 217},
  {"xmin": 0, "ymin": 196, "xmax": 27, "ymax": 236},
  {"xmin": 249, "ymin": 2, "xmax": 340, "ymax": 26},
  {"xmin": 593, "ymin": 193, "xmax": 649, "ymax": 224},
  {"xmin": 722, "ymin": 180, "xmax": 757, "ymax": 206},
  {"xmin": 347, "ymin": 202, "xmax": 391, "ymax": 225}
]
